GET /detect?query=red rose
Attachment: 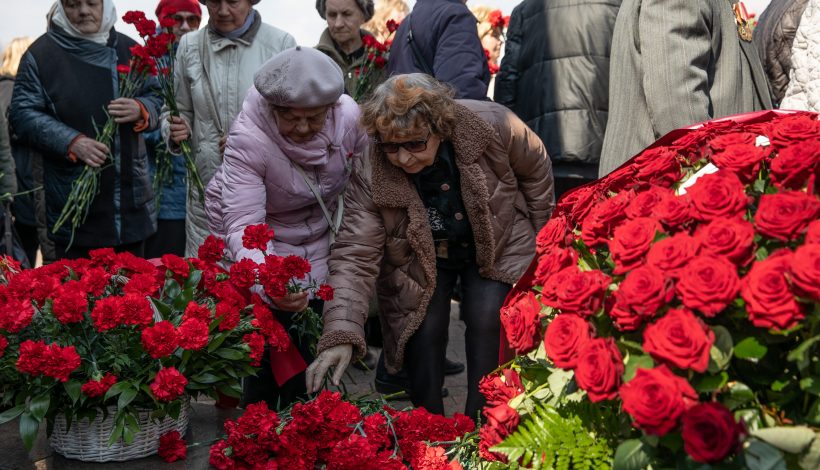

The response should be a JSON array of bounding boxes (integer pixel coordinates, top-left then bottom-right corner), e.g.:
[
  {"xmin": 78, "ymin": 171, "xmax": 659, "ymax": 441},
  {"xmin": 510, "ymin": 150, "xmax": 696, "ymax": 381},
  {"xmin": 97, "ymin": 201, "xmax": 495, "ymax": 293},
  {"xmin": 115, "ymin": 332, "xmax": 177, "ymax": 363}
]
[
  {"xmin": 643, "ymin": 308, "xmax": 714, "ymax": 372},
  {"xmin": 198, "ymin": 235, "xmax": 226, "ymax": 264},
  {"xmin": 479, "ymin": 404, "xmax": 520, "ymax": 461},
  {"xmin": 500, "ymin": 291, "xmax": 542, "ymax": 354},
  {"xmin": 767, "ymin": 113, "xmax": 820, "ymax": 149},
  {"xmin": 316, "ymin": 284, "xmax": 334, "ymax": 301},
  {"xmin": 695, "ymin": 218, "xmax": 756, "ymax": 266},
  {"xmin": 609, "ymin": 265, "xmax": 674, "ymax": 331},
  {"xmin": 242, "ymin": 224, "xmax": 275, "ymax": 251},
  {"xmin": 565, "ymin": 185, "xmax": 605, "ymax": 227},
  {"xmin": 708, "ymin": 132, "xmax": 758, "ymax": 152},
  {"xmin": 609, "ymin": 217, "xmax": 663, "ymax": 275},
  {"xmin": 790, "ymin": 244, "xmax": 820, "ymax": 300},
  {"xmin": 533, "ymin": 246, "xmax": 578, "ymax": 285},
  {"xmin": 178, "ymin": 318, "xmax": 209, "ymax": 350},
  {"xmin": 229, "ymin": 258, "xmax": 258, "ymax": 289},
  {"xmin": 770, "ymin": 140, "xmax": 820, "ymax": 190},
  {"xmin": 806, "ymin": 220, "xmax": 820, "ymax": 244},
  {"xmin": 574, "ymin": 337, "xmax": 624, "ymax": 402},
  {"xmin": 682, "ymin": 402, "xmax": 745, "ymax": 463},
  {"xmin": 581, "ymin": 191, "xmax": 634, "ymax": 246},
  {"xmin": 686, "ymin": 172, "xmax": 749, "ymax": 221},
  {"xmin": 542, "ymin": 266, "xmax": 611, "ymax": 317},
  {"xmin": 625, "ymin": 186, "xmax": 667, "ymax": 219},
  {"xmin": 676, "ymin": 255, "xmax": 740, "ymax": 317},
  {"xmin": 544, "ymin": 313, "xmax": 591, "ymax": 369},
  {"xmin": 81, "ymin": 373, "xmax": 118, "ymax": 398},
  {"xmin": 150, "ymin": 366, "xmax": 188, "ymax": 402},
  {"xmin": 619, "ymin": 365, "xmax": 698, "ymax": 436},
  {"xmin": 711, "ymin": 143, "xmax": 767, "ymax": 183},
  {"xmin": 141, "ymin": 321, "xmax": 179, "ymax": 359},
  {"xmin": 646, "ymin": 232, "xmax": 700, "ymax": 278},
  {"xmin": 51, "ymin": 282, "xmax": 89, "ymax": 324},
  {"xmin": 536, "ymin": 215, "xmax": 572, "ymax": 253},
  {"xmin": 632, "ymin": 147, "xmax": 684, "ymax": 187},
  {"xmin": 158, "ymin": 431, "xmax": 187, "ymax": 462},
  {"xmin": 754, "ymin": 191, "xmax": 820, "ymax": 241},
  {"xmin": 742, "ymin": 254, "xmax": 804, "ymax": 330},
  {"xmin": 479, "ymin": 369, "xmax": 524, "ymax": 407},
  {"xmin": 161, "ymin": 254, "xmax": 191, "ymax": 278}
]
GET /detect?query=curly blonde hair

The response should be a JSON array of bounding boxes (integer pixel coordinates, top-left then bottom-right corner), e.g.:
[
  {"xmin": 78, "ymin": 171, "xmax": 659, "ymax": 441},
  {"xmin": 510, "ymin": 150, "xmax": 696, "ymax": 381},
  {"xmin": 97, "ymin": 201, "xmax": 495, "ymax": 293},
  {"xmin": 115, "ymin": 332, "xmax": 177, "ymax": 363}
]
[
  {"xmin": 470, "ymin": 5, "xmax": 504, "ymax": 40},
  {"xmin": 0, "ymin": 37, "xmax": 33, "ymax": 77},
  {"xmin": 360, "ymin": 74, "xmax": 458, "ymax": 141},
  {"xmin": 362, "ymin": 0, "xmax": 409, "ymax": 42}
]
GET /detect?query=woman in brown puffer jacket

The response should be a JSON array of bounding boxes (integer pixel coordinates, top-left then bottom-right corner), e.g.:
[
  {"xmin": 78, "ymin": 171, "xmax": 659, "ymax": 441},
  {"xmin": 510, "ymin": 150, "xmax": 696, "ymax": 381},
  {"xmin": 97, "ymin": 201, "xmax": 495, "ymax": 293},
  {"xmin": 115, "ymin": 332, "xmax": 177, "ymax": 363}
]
[{"xmin": 306, "ymin": 73, "xmax": 554, "ymax": 419}]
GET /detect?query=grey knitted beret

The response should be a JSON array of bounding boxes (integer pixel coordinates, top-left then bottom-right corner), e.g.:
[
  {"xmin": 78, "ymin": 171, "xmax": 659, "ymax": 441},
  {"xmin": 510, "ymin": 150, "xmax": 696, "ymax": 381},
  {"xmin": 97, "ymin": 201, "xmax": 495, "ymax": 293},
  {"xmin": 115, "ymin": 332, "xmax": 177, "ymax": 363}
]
[
  {"xmin": 254, "ymin": 46, "xmax": 344, "ymax": 108},
  {"xmin": 315, "ymin": 0, "xmax": 375, "ymax": 22}
]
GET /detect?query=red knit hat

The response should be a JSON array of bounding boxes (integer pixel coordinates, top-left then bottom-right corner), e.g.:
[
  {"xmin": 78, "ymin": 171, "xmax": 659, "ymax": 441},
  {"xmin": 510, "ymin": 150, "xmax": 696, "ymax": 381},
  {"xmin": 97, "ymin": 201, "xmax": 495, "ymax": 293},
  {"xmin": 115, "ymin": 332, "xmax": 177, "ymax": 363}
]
[{"xmin": 156, "ymin": 0, "xmax": 202, "ymax": 19}]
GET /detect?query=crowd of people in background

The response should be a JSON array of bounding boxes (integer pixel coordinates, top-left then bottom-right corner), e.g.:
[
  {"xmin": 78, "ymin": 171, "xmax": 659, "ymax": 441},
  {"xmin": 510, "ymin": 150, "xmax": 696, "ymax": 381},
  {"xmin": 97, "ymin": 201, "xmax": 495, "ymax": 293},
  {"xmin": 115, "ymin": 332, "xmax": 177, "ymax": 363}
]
[{"xmin": 0, "ymin": 0, "xmax": 818, "ymax": 418}]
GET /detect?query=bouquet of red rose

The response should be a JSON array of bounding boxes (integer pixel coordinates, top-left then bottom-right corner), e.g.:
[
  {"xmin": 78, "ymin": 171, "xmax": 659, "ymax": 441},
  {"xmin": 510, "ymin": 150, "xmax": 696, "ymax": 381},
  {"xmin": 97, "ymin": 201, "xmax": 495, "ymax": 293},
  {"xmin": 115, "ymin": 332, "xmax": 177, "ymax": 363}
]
[
  {"xmin": 209, "ymin": 390, "xmax": 474, "ymax": 469},
  {"xmin": 476, "ymin": 111, "xmax": 820, "ymax": 469},
  {"xmin": 0, "ymin": 244, "xmax": 290, "ymax": 453}
]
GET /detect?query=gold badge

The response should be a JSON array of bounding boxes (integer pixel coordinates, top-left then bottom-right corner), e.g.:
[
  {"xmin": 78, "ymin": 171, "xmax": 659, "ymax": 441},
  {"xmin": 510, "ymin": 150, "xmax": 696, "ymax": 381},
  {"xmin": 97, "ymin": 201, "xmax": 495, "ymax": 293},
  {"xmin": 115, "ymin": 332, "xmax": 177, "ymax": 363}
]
[{"xmin": 733, "ymin": 2, "xmax": 753, "ymax": 42}]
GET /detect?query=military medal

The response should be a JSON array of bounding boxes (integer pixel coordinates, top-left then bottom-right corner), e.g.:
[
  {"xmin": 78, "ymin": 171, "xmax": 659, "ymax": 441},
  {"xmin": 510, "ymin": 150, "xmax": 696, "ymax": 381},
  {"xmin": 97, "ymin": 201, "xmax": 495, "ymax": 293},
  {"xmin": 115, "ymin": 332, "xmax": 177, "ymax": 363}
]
[{"xmin": 733, "ymin": 2, "xmax": 753, "ymax": 42}]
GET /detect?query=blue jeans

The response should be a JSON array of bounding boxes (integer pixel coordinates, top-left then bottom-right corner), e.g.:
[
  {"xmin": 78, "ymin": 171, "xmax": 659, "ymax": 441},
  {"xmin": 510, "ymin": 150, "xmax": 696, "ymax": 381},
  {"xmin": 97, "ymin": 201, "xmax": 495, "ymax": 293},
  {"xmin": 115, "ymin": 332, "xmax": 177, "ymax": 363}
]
[{"xmin": 404, "ymin": 261, "xmax": 511, "ymax": 419}]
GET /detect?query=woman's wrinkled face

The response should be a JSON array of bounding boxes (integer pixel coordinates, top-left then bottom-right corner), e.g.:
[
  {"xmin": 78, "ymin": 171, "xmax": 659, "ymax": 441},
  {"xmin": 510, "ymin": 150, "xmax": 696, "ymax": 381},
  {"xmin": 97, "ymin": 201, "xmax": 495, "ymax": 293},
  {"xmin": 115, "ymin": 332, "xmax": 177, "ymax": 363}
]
[
  {"xmin": 62, "ymin": 0, "xmax": 103, "ymax": 34},
  {"xmin": 274, "ymin": 105, "xmax": 330, "ymax": 144},
  {"xmin": 379, "ymin": 126, "xmax": 441, "ymax": 174},
  {"xmin": 325, "ymin": 0, "xmax": 366, "ymax": 46},
  {"xmin": 205, "ymin": 0, "xmax": 253, "ymax": 35},
  {"xmin": 482, "ymin": 30, "xmax": 503, "ymax": 63}
]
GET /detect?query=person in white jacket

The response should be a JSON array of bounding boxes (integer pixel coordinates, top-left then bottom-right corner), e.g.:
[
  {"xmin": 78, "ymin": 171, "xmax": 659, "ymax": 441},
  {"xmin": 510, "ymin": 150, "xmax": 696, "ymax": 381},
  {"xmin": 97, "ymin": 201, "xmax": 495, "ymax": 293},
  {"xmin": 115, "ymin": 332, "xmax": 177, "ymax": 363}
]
[
  {"xmin": 781, "ymin": 0, "xmax": 820, "ymax": 111},
  {"xmin": 163, "ymin": 0, "xmax": 296, "ymax": 257}
]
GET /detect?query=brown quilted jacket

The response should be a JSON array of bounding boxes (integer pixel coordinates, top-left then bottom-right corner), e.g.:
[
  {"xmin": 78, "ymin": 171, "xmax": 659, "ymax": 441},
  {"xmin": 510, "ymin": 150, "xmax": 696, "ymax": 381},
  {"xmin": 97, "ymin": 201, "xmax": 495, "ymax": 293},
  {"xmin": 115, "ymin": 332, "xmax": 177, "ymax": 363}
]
[
  {"xmin": 754, "ymin": 0, "xmax": 810, "ymax": 105},
  {"xmin": 316, "ymin": 100, "xmax": 555, "ymax": 373}
]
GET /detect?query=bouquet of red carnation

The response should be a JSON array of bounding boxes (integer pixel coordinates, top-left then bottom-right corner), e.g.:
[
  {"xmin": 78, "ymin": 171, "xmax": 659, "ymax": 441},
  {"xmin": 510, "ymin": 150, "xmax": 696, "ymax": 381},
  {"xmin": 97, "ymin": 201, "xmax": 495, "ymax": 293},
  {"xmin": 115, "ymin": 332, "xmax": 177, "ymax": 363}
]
[
  {"xmin": 475, "ymin": 111, "xmax": 820, "ymax": 469},
  {"xmin": 0, "ymin": 245, "xmax": 285, "ymax": 455},
  {"xmin": 209, "ymin": 390, "xmax": 474, "ymax": 469},
  {"xmin": 351, "ymin": 20, "xmax": 399, "ymax": 102}
]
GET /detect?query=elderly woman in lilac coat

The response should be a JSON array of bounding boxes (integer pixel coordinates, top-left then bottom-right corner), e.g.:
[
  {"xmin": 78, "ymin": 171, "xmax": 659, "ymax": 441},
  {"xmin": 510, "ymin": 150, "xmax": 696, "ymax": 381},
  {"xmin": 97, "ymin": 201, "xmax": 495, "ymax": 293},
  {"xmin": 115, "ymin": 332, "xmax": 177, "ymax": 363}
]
[{"xmin": 205, "ymin": 46, "xmax": 368, "ymax": 407}]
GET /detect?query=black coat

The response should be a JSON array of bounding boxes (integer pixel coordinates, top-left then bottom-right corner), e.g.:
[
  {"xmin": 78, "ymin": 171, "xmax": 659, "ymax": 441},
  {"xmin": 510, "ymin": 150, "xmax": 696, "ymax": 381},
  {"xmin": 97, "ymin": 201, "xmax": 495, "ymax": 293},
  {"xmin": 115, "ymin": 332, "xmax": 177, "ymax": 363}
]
[
  {"xmin": 387, "ymin": 0, "xmax": 490, "ymax": 100},
  {"xmin": 494, "ymin": 0, "xmax": 621, "ymax": 180}
]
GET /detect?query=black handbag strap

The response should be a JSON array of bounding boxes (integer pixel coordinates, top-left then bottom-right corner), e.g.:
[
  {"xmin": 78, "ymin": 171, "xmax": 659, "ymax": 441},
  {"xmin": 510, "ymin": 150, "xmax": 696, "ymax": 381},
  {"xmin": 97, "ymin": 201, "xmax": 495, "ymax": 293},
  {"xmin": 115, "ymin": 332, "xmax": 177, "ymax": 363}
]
[{"xmin": 407, "ymin": 14, "xmax": 434, "ymax": 76}]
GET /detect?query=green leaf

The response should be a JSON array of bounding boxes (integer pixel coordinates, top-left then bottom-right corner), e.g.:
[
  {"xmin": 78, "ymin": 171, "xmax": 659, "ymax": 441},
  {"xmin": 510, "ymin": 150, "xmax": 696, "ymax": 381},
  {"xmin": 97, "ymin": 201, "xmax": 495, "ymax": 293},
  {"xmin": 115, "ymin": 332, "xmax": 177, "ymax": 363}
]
[
  {"xmin": 734, "ymin": 337, "xmax": 768, "ymax": 360},
  {"xmin": 622, "ymin": 354, "xmax": 654, "ymax": 382},
  {"xmin": 787, "ymin": 336, "xmax": 819, "ymax": 371},
  {"xmin": 190, "ymin": 372, "xmax": 222, "ymax": 384},
  {"xmin": 215, "ymin": 348, "xmax": 246, "ymax": 361},
  {"xmin": 207, "ymin": 332, "xmax": 229, "ymax": 352},
  {"xmin": 693, "ymin": 372, "xmax": 729, "ymax": 393},
  {"xmin": 216, "ymin": 382, "xmax": 242, "ymax": 399},
  {"xmin": 750, "ymin": 427, "xmax": 816, "ymax": 455},
  {"xmin": 63, "ymin": 380, "xmax": 82, "ymax": 405},
  {"xmin": 150, "ymin": 298, "xmax": 173, "ymax": 319},
  {"xmin": 19, "ymin": 412, "xmax": 40, "ymax": 451},
  {"xmin": 708, "ymin": 325, "xmax": 733, "ymax": 373},
  {"xmin": 29, "ymin": 394, "xmax": 50, "ymax": 421},
  {"xmin": 104, "ymin": 381, "xmax": 130, "ymax": 401},
  {"xmin": 107, "ymin": 416, "xmax": 125, "ymax": 447},
  {"xmin": 743, "ymin": 439, "xmax": 787, "ymax": 470},
  {"xmin": 800, "ymin": 378, "xmax": 820, "ymax": 396},
  {"xmin": 117, "ymin": 386, "xmax": 138, "ymax": 411},
  {"xmin": 184, "ymin": 269, "xmax": 203, "ymax": 290},
  {"xmin": 805, "ymin": 398, "xmax": 820, "ymax": 426},
  {"xmin": 753, "ymin": 179, "xmax": 766, "ymax": 194},
  {"xmin": 613, "ymin": 439, "xmax": 656, "ymax": 470},
  {"xmin": 0, "ymin": 404, "xmax": 26, "ymax": 424},
  {"xmin": 724, "ymin": 381, "xmax": 755, "ymax": 410}
]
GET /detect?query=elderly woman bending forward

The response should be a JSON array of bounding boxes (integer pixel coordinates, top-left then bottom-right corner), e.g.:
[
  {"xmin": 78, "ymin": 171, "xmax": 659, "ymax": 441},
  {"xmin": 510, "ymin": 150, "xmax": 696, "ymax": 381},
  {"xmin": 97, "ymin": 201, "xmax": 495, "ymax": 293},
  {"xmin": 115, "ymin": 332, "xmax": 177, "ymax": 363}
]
[{"xmin": 307, "ymin": 74, "xmax": 554, "ymax": 419}]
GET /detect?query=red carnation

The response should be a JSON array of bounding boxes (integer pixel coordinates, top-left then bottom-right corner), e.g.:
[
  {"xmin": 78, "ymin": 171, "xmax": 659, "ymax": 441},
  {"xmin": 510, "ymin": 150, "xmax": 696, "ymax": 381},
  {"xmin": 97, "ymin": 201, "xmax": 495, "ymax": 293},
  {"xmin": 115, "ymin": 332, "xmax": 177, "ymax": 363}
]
[
  {"xmin": 183, "ymin": 301, "xmax": 212, "ymax": 323},
  {"xmin": 283, "ymin": 255, "xmax": 311, "ymax": 279},
  {"xmin": 120, "ymin": 293, "xmax": 154, "ymax": 327},
  {"xmin": 574, "ymin": 337, "xmax": 624, "ymax": 402},
  {"xmin": 51, "ymin": 282, "xmax": 88, "ymax": 324},
  {"xmin": 123, "ymin": 273, "xmax": 161, "ymax": 296},
  {"xmin": 81, "ymin": 373, "xmax": 118, "ymax": 398},
  {"xmin": 695, "ymin": 218, "xmax": 756, "ymax": 266},
  {"xmin": 0, "ymin": 335, "xmax": 7, "ymax": 358},
  {"xmin": 162, "ymin": 254, "xmax": 191, "ymax": 278},
  {"xmin": 620, "ymin": 365, "xmax": 698, "ymax": 436},
  {"xmin": 676, "ymin": 255, "xmax": 740, "ymax": 317},
  {"xmin": 141, "ymin": 321, "xmax": 179, "ymax": 359},
  {"xmin": 643, "ymin": 308, "xmax": 714, "ymax": 372},
  {"xmin": 198, "ymin": 235, "xmax": 226, "ymax": 264},
  {"xmin": 251, "ymin": 302, "xmax": 290, "ymax": 351},
  {"xmin": 122, "ymin": 10, "xmax": 146, "ymax": 24},
  {"xmin": 16, "ymin": 339, "xmax": 48, "ymax": 376},
  {"xmin": 150, "ymin": 367, "xmax": 188, "ymax": 402},
  {"xmin": 544, "ymin": 313, "xmax": 591, "ymax": 369},
  {"xmin": 609, "ymin": 265, "xmax": 674, "ymax": 330},
  {"xmin": 682, "ymin": 402, "xmax": 745, "ymax": 463},
  {"xmin": 542, "ymin": 266, "xmax": 610, "ymax": 318},
  {"xmin": 499, "ymin": 291, "xmax": 542, "ymax": 355},
  {"xmin": 742, "ymin": 254, "xmax": 804, "ymax": 330},
  {"xmin": 178, "ymin": 318, "xmax": 209, "ymax": 350},
  {"xmin": 770, "ymin": 140, "xmax": 820, "ymax": 190},
  {"xmin": 316, "ymin": 284, "xmax": 334, "ymax": 301},
  {"xmin": 116, "ymin": 64, "xmax": 130, "ymax": 75},
  {"xmin": 215, "ymin": 302, "xmax": 241, "ymax": 331},
  {"xmin": 386, "ymin": 19, "xmax": 399, "ymax": 33},
  {"xmin": 91, "ymin": 296, "xmax": 124, "ymax": 332},
  {"xmin": 479, "ymin": 369, "xmax": 524, "ymax": 407},
  {"xmin": 646, "ymin": 232, "xmax": 700, "ymax": 279},
  {"xmin": 229, "ymin": 258, "xmax": 258, "ymax": 289},
  {"xmin": 243, "ymin": 332, "xmax": 266, "ymax": 366},
  {"xmin": 609, "ymin": 217, "xmax": 663, "ymax": 275},
  {"xmin": 686, "ymin": 172, "xmax": 749, "ymax": 221},
  {"xmin": 158, "ymin": 431, "xmax": 187, "ymax": 462},
  {"xmin": 44, "ymin": 344, "xmax": 81, "ymax": 382},
  {"xmin": 242, "ymin": 224, "xmax": 275, "ymax": 251},
  {"xmin": 754, "ymin": 191, "xmax": 820, "ymax": 241}
]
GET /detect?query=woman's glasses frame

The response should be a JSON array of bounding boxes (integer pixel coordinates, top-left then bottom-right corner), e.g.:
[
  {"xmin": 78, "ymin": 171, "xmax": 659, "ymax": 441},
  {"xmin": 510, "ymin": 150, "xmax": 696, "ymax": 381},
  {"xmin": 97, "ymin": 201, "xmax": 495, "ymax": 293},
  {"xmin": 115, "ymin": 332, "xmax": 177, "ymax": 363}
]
[{"xmin": 375, "ymin": 133, "xmax": 430, "ymax": 154}]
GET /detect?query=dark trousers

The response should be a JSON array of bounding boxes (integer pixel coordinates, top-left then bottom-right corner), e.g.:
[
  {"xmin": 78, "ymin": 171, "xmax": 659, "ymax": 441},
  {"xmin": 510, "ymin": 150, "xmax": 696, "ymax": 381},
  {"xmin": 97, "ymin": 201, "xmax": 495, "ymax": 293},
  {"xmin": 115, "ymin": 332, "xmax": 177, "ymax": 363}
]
[
  {"xmin": 404, "ymin": 261, "xmax": 511, "ymax": 420},
  {"xmin": 14, "ymin": 221, "xmax": 38, "ymax": 266},
  {"xmin": 242, "ymin": 299, "xmax": 321, "ymax": 410},
  {"xmin": 144, "ymin": 219, "xmax": 186, "ymax": 258},
  {"xmin": 54, "ymin": 240, "xmax": 146, "ymax": 260},
  {"xmin": 554, "ymin": 176, "xmax": 596, "ymax": 202}
]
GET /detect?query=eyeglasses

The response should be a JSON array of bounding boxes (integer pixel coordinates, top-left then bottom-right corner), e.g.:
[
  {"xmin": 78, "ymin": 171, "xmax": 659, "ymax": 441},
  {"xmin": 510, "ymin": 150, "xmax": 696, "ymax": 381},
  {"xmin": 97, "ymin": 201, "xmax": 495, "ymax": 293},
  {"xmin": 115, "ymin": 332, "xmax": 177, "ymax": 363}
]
[
  {"xmin": 172, "ymin": 14, "xmax": 201, "ymax": 27},
  {"xmin": 376, "ymin": 134, "xmax": 430, "ymax": 154}
]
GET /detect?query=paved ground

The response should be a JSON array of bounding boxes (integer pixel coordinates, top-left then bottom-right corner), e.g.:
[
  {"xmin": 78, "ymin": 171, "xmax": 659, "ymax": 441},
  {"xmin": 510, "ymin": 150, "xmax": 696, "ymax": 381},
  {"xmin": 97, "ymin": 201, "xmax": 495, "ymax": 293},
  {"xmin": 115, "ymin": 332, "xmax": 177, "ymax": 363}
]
[{"xmin": 0, "ymin": 303, "xmax": 468, "ymax": 469}]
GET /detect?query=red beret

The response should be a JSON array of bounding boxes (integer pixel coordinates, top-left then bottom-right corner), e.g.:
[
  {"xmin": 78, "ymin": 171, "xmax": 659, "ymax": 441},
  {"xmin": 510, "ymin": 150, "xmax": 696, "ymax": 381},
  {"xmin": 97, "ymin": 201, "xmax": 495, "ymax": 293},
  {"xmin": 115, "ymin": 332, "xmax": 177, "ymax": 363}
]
[{"xmin": 156, "ymin": 0, "xmax": 202, "ymax": 19}]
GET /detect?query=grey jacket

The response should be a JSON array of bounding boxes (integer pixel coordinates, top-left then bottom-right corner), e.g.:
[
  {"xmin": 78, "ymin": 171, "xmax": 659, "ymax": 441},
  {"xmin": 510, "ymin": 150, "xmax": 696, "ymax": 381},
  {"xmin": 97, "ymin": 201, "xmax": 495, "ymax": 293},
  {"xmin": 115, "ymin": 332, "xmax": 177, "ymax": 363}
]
[
  {"xmin": 495, "ymin": 0, "xmax": 621, "ymax": 180},
  {"xmin": 599, "ymin": 0, "xmax": 773, "ymax": 176}
]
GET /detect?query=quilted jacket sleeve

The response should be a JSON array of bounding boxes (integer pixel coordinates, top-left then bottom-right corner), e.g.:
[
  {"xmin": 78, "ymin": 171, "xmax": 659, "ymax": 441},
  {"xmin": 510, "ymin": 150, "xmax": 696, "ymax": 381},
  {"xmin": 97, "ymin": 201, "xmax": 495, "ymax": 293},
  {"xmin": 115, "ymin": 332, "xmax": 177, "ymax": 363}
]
[{"xmin": 494, "ymin": 2, "xmax": 524, "ymax": 108}]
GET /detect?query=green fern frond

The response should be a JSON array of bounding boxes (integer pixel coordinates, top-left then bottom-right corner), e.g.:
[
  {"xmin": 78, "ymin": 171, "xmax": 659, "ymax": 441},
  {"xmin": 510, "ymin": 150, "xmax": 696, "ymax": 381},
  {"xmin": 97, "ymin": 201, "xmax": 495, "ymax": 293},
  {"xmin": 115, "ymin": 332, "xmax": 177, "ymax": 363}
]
[{"xmin": 490, "ymin": 404, "xmax": 613, "ymax": 469}]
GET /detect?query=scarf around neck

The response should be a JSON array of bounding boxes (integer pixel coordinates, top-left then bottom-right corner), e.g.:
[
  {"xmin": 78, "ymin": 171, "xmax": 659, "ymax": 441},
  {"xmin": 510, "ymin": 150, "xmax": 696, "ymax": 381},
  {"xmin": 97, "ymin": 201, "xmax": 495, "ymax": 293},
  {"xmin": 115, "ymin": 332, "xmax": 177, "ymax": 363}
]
[{"xmin": 210, "ymin": 9, "xmax": 257, "ymax": 39}]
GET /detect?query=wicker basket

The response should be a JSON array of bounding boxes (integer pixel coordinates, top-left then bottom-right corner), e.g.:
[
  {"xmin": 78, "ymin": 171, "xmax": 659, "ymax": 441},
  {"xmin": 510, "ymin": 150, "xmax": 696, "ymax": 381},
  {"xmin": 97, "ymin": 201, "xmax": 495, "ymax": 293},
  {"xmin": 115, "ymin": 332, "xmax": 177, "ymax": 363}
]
[{"xmin": 49, "ymin": 402, "xmax": 190, "ymax": 462}]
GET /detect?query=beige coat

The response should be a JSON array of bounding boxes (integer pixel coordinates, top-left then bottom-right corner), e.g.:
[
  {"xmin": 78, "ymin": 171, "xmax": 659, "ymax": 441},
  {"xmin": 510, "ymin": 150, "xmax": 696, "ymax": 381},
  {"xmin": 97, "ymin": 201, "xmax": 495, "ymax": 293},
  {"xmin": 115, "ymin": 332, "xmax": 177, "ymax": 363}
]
[
  {"xmin": 317, "ymin": 100, "xmax": 555, "ymax": 373},
  {"xmin": 163, "ymin": 17, "xmax": 296, "ymax": 256}
]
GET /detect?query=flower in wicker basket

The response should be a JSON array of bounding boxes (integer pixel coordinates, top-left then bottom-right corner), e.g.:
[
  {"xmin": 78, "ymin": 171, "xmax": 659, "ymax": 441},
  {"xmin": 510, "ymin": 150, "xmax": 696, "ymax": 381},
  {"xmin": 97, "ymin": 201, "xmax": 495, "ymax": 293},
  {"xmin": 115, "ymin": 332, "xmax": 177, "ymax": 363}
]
[{"xmin": 0, "ymin": 243, "xmax": 294, "ymax": 461}]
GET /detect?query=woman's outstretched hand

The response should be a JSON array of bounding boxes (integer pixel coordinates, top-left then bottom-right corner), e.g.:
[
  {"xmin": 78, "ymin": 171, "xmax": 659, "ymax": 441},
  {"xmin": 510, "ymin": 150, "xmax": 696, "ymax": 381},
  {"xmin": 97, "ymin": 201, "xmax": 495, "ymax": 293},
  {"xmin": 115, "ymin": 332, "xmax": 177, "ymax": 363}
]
[{"xmin": 305, "ymin": 344, "xmax": 353, "ymax": 394}]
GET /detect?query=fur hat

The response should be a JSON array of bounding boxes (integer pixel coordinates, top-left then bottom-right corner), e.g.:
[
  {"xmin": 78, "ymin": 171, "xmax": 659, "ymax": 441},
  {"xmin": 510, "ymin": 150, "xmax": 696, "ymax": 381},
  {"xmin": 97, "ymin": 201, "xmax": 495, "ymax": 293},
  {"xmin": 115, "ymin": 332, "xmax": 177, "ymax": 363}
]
[
  {"xmin": 254, "ymin": 46, "xmax": 344, "ymax": 108},
  {"xmin": 315, "ymin": 0, "xmax": 374, "ymax": 22}
]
